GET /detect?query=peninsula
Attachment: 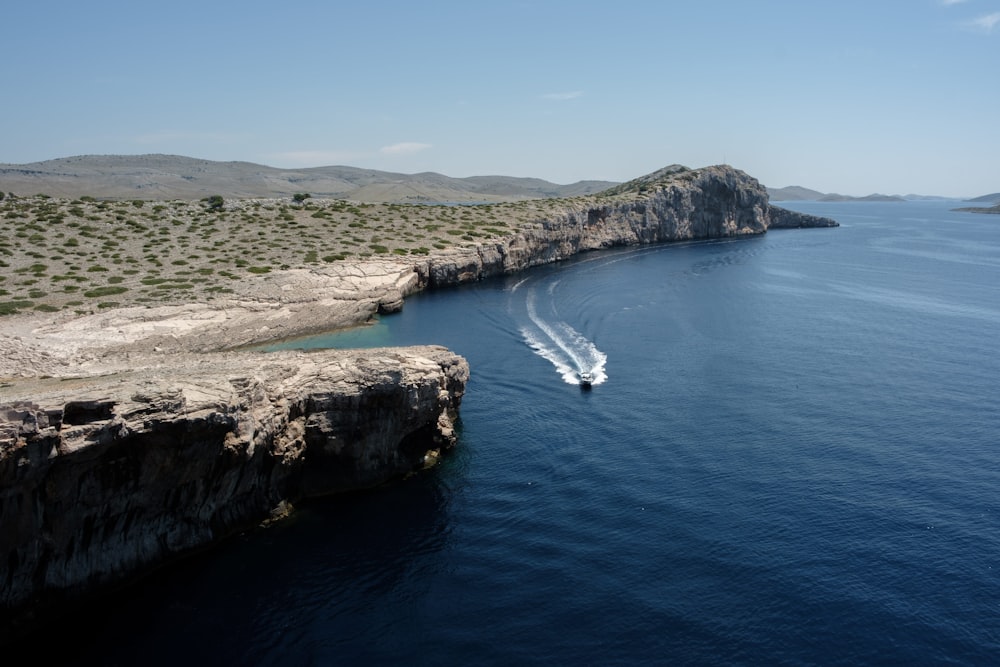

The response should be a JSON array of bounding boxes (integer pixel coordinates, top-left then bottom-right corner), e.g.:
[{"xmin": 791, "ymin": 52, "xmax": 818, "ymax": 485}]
[{"xmin": 0, "ymin": 161, "xmax": 836, "ymax": 639}]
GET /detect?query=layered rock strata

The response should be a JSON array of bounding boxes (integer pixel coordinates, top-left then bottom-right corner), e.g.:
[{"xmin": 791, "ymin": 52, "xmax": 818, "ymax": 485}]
[
  {"xmin": 420, "ymin": 165, "xmax": 836, "ymax": 288},
  {"xmin": 0, "ymin": 346, "xmax": 468, "ymax": 638}
]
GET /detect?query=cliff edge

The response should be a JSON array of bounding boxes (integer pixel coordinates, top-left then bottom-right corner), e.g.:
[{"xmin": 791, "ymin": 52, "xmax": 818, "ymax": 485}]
[
  {"xmin": 0, "ymin": 345, "xmax": 468, "ymax": 639},
  {"xmin": 420, "ymin": 165, "xmax": 837, "ymax": 287}
]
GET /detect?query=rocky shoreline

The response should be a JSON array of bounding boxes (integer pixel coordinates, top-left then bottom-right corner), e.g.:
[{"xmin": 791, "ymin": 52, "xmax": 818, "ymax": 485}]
[
  {"xmin": 0, "ymin": 165, "xmax": 837, "ymax": 640},
  {"xmin": 1, "ymin": 346, "xmax": 466, "ymax": 640},
  {"xmin": 0, "ymin": 165, "xmax": 836, "ymax": 378}
]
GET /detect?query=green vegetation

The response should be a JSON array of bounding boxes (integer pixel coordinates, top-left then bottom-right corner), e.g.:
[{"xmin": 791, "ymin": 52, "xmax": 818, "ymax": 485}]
[
  {"xmin": 202, "ymin": 195, "xmax": 225, "ymax": 211},
  {"xmin": 0, "ymin": 300, "xmax": 35, "ymax": 314},
  {"xmin": 83, "ymin": 286, "xmax": 128, "ymax": 298},
  {"xmin": 0, "ymin": 178, "xmax": 678, "ymax": 315}
]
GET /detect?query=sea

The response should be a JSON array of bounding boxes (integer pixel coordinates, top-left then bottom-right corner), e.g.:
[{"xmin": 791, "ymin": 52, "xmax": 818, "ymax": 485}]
[{"xmin": 34, "ymin": 201, "xmax": 1000, "ymax": 665}]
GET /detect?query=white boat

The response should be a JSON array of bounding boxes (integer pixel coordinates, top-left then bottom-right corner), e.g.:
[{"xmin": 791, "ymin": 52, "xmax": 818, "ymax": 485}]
[{"xmin": 579, "ymin": 371, "xmax": 594, "ymax": 387}]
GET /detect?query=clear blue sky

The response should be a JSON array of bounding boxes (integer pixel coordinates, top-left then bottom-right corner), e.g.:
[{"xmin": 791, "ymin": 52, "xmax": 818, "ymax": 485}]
[{"xmin": 4, "ymin": 0, "xmax": 998, "ymax": 197}]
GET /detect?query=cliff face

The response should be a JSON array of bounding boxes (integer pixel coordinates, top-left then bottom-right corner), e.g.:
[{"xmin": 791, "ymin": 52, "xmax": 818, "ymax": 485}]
[
  {"xmin": 418, "ymin": 165, "xmax": 836, "ymax": 287},
  {"xmin": 0, "ymin": 346, "xmax": 468, "ymax": 637}
]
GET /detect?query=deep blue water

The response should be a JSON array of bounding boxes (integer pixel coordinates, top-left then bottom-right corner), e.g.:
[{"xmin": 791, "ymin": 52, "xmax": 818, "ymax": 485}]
[{"xmin": 42, "ymin": 202, "xmax": 1000, "ymax": 664}]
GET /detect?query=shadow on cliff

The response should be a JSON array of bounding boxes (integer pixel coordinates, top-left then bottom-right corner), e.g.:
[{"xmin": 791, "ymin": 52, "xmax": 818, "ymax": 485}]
[{"xmin": 6, "ymin": 464, "xmax": 462, "ymax": 665}]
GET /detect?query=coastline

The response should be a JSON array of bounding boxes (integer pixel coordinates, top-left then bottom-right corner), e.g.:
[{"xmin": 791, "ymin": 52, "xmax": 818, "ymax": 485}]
[
  {"xmin": 0, "ymin": 165, "xmax": 837, "ymax": 637},
  {"xmin": 0, "ymin": 166, "xmax": 836, "ymax": 380}
]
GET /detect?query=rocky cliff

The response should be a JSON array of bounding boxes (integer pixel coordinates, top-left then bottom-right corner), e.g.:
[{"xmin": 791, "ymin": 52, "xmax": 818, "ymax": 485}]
[
  {"xmin": 417, "ymin": 165, "xmax": 837, "ymax": 288},
  {"xmin": 0, "ymin": 346, "xmax": 468, "ymax": 639}
]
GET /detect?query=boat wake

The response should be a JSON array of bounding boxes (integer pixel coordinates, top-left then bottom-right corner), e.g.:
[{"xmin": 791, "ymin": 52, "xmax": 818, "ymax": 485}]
[{"xmin": 517, "ymin": 285, "xmax": 607, "ymax": 386}]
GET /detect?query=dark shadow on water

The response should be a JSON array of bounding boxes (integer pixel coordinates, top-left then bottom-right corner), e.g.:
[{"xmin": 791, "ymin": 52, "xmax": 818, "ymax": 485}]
[{"xmin": 9, "ymin": 468, "xmax": 457, "ymax": 666}]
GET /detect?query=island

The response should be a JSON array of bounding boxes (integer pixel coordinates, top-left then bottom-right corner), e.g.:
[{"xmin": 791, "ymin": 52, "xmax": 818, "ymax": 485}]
[{"xmin": 0, "ymin": 162, "xmax": 837, "ymax": 640}]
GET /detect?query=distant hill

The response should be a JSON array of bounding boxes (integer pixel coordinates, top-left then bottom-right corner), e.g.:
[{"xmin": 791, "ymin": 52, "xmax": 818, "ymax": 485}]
[
  {"xmin": 818, "ymin": 193, "xmax": 906, "ymax": 202},
  {"xmin": 765, "ymin": 185, "xmax": 826, "ymax": 201},
  {"xmin": 0, "ymin": 154, "xmax": 618, "ymax": 203},
  {"xmin": 968, "ymin": 192, "xmax": 1000, "ymax": 204},
  {"xmin": 767, "ymin": 185, "xmax": 905, "ymax": 202}
]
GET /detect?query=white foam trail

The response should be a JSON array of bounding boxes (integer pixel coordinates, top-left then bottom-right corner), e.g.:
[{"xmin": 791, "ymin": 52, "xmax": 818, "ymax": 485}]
[
  {"xmin": 521, "ymin": 287, "xmax": 608, "ymax": 385},
  {"xmin": 509, "ymin": 275, "xmax": 531, "ymax": 293}
]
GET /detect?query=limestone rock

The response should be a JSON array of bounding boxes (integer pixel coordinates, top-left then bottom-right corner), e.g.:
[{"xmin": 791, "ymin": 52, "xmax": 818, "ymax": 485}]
[
  {"xmin": 0, "ymin": 346, "xmax": 468, "ymax": 637},
  {"xmin": 419, "ymin": 165, "xmax": 836, "ymax": 288}
]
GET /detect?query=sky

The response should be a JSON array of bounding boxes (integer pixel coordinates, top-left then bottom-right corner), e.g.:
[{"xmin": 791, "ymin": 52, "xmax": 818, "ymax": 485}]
[{"xmin": 4, "ymin": 1, "xmax": 998, "ymax": 197}]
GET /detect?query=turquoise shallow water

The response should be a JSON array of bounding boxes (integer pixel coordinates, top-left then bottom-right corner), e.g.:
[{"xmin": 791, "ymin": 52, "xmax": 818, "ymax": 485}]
[{"xmin": 33, "ymin": 201, "xmax": 1000, "ymax": 665}]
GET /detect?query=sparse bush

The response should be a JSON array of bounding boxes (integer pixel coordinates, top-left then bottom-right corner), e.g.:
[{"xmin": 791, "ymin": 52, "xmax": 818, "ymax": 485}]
[
  {"xmin": 203, "ymin": 195, "xmax": 224, "ymax": 211},
  {"xmin": 0, "ymin": 300, "xmax": 34, "ymax": 315},
  {"xmin": 83, "ymin": 286, "xmax": 128, "ymax": 298}
]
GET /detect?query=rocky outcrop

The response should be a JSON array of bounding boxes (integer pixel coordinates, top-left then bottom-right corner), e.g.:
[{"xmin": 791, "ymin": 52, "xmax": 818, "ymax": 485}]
[
  {"xmin": 767, "ymin": 205, "xmax": 841, "ymax": 229},
  {"xmin": 0, "ymin": 346, "xmax": 468, "ymax": 639},
  {"xmin": 419, "ymin": 165, "xmax": 837, "ymax": 288},
  {"xmin": 953, "ymin": 203, "xmax": 1000, "ymax": 215}
]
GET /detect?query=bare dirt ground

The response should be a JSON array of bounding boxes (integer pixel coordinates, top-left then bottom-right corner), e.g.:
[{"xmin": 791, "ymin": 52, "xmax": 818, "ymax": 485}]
[{"xmin": 0, "ymin": 260, "xmax": 428, "ymax": 379}]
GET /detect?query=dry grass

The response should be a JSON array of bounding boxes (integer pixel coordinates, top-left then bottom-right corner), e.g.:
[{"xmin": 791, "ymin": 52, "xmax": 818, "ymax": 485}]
[{"xmin": 0, "ymin": 194, "xmax": 577, "ymax": 316}]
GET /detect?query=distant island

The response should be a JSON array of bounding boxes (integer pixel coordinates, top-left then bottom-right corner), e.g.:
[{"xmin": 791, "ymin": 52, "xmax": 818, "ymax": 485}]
[
  {"xmin": 767, "ymin": 185, "xmax": 906, "ymax": 202},
  {"xmin": 966, "ymin": 192, "xmax": 1000, "ymax": 204},
  {"xmin": 767, "ymin": 186, "xmax": 1000, "ymax": 204},
  {"xmin": 953, "ymin": 203, "xmax": 1000, "ymax": 215},
  {"xmin": 951, "ymin": 191, "xmax": 1000, "ymax": 214}
]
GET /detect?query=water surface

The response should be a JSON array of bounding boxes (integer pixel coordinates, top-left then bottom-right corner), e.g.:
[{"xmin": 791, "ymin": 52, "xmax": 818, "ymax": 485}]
[{"xmin": 46, "ymin": 201, "xmax": 1000, "ymax": 665}]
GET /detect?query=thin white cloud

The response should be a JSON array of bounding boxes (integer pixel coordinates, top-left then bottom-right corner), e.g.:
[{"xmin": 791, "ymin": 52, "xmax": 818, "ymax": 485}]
[
  {"xmin": 380, "ymin": 142, "xmax": 432, "ymax": 155},
  {"xmin": 541, "ymin": 91, "xmax": 583, "ymax": 101},
  {"xmin": 941, "ymin": 0, "xmax": 968, "ymax": 6},
  {"xmin": 969, "ymin": 11, "xmax": 1000, "ymax": 32}
]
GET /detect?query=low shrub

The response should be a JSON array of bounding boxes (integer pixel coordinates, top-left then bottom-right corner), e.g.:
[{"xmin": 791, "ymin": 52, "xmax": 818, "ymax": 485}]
[
  {"xmin": 0, "ymin": 300, "xmax": 34, "ymax": 315},
  {"xmin": 83, "ymin": 286, "xmax": 128, "ymax": 298}
]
